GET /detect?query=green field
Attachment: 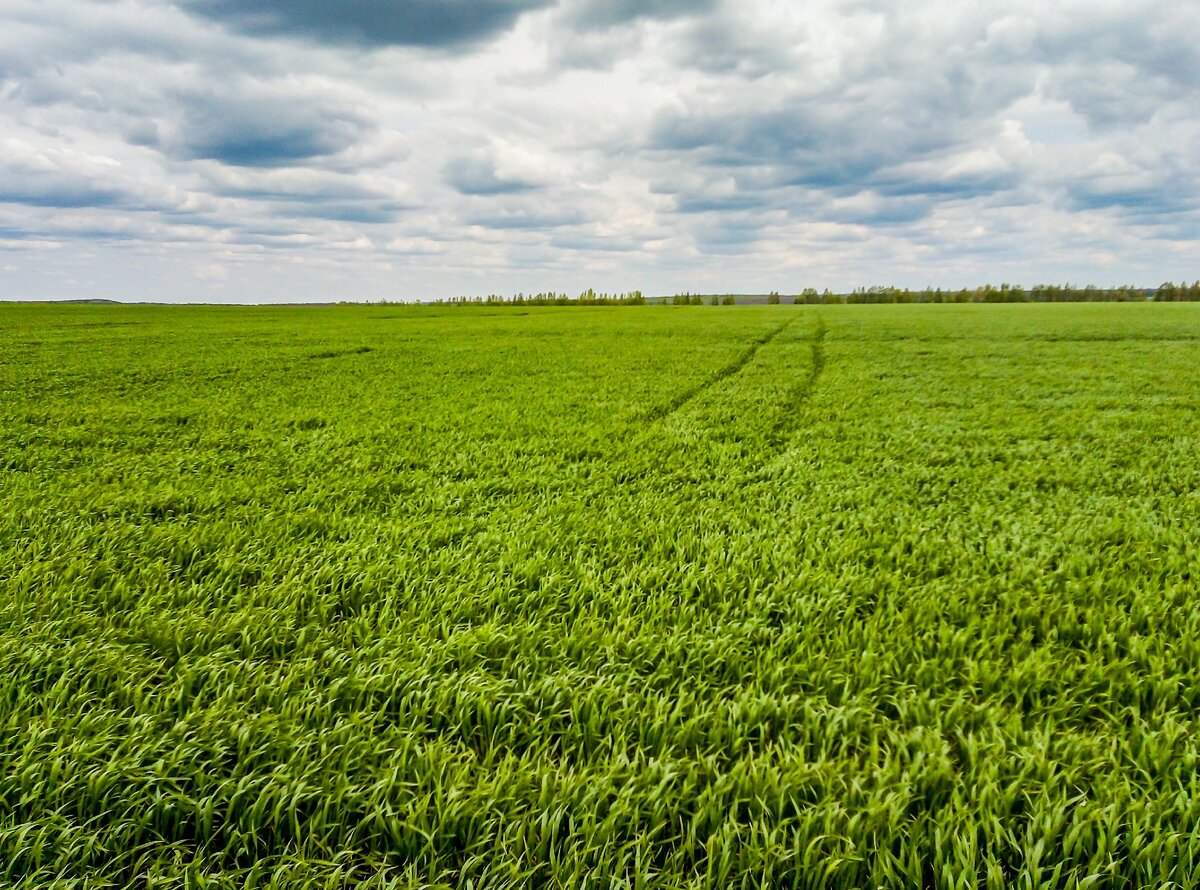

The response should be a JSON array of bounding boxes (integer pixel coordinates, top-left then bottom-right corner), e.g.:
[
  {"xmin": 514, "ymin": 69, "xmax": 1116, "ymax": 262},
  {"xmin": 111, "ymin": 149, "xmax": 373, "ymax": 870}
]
[{"xmin": 3, "ymin": 302, "xmax": 1200, "ymax": 887}]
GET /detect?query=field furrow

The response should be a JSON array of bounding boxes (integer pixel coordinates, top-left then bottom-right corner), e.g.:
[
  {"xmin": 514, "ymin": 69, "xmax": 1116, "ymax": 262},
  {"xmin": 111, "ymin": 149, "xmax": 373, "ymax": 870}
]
[
  {"xmin": 640, "ymin": 318, "xmax": 794, "ymax": 422},
  {"xmin": 769, "ymin": 314, "xmax": 828, "ymax": 447}
]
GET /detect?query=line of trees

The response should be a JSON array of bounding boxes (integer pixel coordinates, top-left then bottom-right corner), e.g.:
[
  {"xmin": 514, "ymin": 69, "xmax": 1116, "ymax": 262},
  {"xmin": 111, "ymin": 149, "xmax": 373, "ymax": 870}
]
[
  {"xmin": 798, "ymin": 284, "xmax": 1154, "ymax": 304},
  {"xmin": 673, "ymin": 284, "xmax": 1195, "ymax": 304},
  {"xmin": 671, "ymin": 292, "xmax": 705, "ymax": 305},
  {"xmin": 436, "ymin": 289, "xmax": 646, "ymax": 306},
  {"xmin": 789, "ymin": 283, "xmax": 1200, "ymax": 303},
  {"xmin": 1154, "ymin": 281, "xmax": 1200, "ymax": 301},
  {"xmin": 672, "ymin": 293, "xmax": 738, "ymax": 304},
  {"xmin": 430, "ymin": 282, "xmax": 1200, "ymax": 306}
]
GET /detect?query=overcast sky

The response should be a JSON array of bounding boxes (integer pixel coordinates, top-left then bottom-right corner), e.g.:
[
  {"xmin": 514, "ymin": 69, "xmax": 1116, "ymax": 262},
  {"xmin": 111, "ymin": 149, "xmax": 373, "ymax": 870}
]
[{"xmin": 1, "ymin": 0, "xmax": 1197, "ymax": 302}]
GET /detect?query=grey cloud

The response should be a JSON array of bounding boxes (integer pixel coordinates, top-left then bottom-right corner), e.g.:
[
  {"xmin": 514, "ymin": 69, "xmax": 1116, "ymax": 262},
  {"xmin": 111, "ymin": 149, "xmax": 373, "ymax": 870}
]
[
  {"xmin": 1044, "ymin": 62, "xmax": 1181, "ymax": 131},
  {"xmin": 542, "ymin": 0, "xmax": 719, "ymax": 71},
  {"xmin": 639, "ymin": 4, "xmax": 1058, "ymax": 237},
  {"xmin": 673, "ymin": 192, "xmax": 771, "ymax": 214},
  {"xmin": 871, "ymin": 175, "xmax": 1015, "ymax": 201},
  {"xmin": 544, "ymin": 27, "xmax": 645, "ymax": 71},
  {"xmin": 1062, "ymin": 167, "xmax": 1195, "ymax": 218},
  {"xmin": 159, "ymin": 81, "xmax": 375, "ymax": 167},
  {"xmin": 563, "ymin": 0, "xmax": 719, "ymax": 29},
  {"xmin": 1067, "ymin": 186, "xmax": 1172, "ymax": 214},
  {"xmin": 252, "ymin": 203, "xmax": 404, "ymax": 225},
  {"xmin": 1025, "ymin": 4, "xmax": 1199, "ymax": 129},
  {"xmin": 227, "ymin": 196, "xmax": 409, "ymax": 225},
  {"xmin": 548, "ymin": 232, "xmax": 653, "ymax": 252},
  {"xmin": 198, "ymin": 165, "xmax": 409, "ymax": 203},
  {"xmin": 688, "ymin": 219, "xmax": 769, "ymax": 254},
  {"xmin": 3, "ymin": 0, "xmax": 1200, "ymax": 301},
  {"xmin": 0, "ymin": 175, "xmax": 126, "ymax": 210},
  {"xmin": 0, "ymin": 138, "xmax": 172, "ymax": 212},
  {"xmin": 649, "ymin": 104, "xmax": 946, "ymax": 194},
  {"xmin": 870, "ymin": 153, "xmax": 1020, "ymax": 201},
  {"xmin": 665, "ymin": 13, "xmax": 806, "ymax": 78},
  {"xmin": 276, "ymin": 203, "xmax": 402, "ymax": 224},
  {"xmin": 645, "ymin": 112, "xmax": 1022, "ymax": 237},
  {"xmin": 1035, "ymin": 4, "xmax": 1200, "ymax": 86},
  {"xmin": 466, "ymin": 205, "xmax": 586, "ymax": 230},
  {"xmin": 0, "ymin": 0, "xmax": 202, "ymax": 79},
  {"xmin": 178, "ymin": 0, "xmax": 554, "ymax": 48},
  {"xmin": 443, "ymin": 155, "xmax": 541, "ymax": 196},
  {"xmin": 0, "ymin": 29, "xmax": 386, "ymax": 171},
  {"xmin": 822, "ymin": 194, "xmax": 937, "ymax": 227}
]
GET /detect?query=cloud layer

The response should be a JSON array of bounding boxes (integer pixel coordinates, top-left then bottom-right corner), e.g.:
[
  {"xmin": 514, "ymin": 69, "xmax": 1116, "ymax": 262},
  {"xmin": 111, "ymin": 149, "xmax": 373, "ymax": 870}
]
[
  {"xmin": 1, "ymin": 0, "xmax": 1197, "ymax": 301},
  {"xmin": 181, "ymin": 0, "xmax": 555, "ymax": 48}
]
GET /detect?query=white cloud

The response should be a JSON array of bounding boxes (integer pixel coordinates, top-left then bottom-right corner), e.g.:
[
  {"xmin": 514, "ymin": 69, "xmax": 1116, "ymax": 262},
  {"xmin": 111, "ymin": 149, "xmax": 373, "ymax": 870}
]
[
  {"xmin": 193, "ymin": 262, "xmax": 227, "ymax": 280},
  {"xmin": 0, "ymin": 0, "xmax": 1197, "ymax": 301}
]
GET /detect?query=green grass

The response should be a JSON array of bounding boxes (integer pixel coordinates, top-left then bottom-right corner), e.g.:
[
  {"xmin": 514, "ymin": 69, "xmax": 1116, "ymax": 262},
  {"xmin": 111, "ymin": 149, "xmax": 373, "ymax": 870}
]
[{"xmin": 3, "ymin": 302, "xmax": 1200, "ymax": 888}]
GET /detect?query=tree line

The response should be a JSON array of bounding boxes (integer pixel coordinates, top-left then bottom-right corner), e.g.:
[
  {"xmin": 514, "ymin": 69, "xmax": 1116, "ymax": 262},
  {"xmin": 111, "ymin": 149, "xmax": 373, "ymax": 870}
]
[
  {"xmin": 789, "ymin": 283, "xmax": 1200, "ymax": 303},
  {"xmin": 435, "ymin": 290, "xmax": 646, "ymax": 306},
  {"xmin": 430, "ymin": 282, "xmax": 1200, "ymax": 306},
  {"xmin": 675, "ymin": 283, "xmax": 1200, "ymax": 304}
]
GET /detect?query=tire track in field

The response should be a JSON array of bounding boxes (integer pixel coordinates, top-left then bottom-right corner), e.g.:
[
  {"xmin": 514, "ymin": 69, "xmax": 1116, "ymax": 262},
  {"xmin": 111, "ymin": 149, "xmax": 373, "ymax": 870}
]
[
  {"xmin": 641, "ymin": 319, "xmax": 795, "ymax": 423},
  {"xmin": 768, "ymin": 314, "xmax": 827, "ymax": 446}
]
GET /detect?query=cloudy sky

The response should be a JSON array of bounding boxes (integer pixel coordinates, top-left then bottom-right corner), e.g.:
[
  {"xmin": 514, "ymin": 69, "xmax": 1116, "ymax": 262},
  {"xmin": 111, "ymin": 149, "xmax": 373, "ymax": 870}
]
[{"xmin": 1, "ymin": 0, "xmax": 1197, "ymax": 302}]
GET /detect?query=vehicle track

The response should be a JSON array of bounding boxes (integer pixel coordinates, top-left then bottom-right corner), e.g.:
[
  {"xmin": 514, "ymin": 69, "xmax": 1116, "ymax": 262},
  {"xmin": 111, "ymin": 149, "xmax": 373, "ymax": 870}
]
[
  {"xmin": 769, "ymin": 315, "xmax": 827, "ymax": 446},
  {"xmin": 642, "ymin": 319, "xmax": 795, "ymax": 423}
]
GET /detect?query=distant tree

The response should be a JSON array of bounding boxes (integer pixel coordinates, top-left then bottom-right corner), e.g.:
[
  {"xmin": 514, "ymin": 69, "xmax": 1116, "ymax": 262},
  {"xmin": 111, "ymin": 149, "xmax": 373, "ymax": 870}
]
[
  {"xmin": 767, "ymin": 291, "xmax": 780, "ymax": 304},
  {"xmin": 1156, "ymin": 281, "xmax": 1182, "ymax": 302},
  {"xmin": 722, "ymin": 294, "xmax": 736, "ymax": 305}
]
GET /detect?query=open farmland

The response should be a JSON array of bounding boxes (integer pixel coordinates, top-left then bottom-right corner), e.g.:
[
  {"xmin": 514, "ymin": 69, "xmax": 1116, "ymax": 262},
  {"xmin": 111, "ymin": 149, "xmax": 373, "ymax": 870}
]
[{"xmin": 3, "ymin": 302, "xmax": 1200, "ymax": 887}]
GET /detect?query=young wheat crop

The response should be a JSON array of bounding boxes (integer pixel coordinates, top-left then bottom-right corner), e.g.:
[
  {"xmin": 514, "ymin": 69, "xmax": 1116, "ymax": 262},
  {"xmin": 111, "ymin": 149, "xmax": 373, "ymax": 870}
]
[{"xmin": 2, "ymin": 302, "xmax": 1199, "ymax": 887}]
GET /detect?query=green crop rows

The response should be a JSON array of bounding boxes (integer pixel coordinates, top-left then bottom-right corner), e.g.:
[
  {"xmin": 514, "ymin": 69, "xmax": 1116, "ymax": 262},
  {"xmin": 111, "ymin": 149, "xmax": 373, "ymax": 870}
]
[{"xmin": 3, "ymin": 302, "xmax": 1200, "ymax": 888}]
